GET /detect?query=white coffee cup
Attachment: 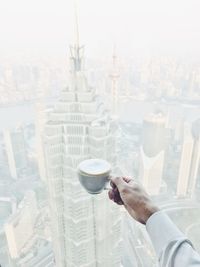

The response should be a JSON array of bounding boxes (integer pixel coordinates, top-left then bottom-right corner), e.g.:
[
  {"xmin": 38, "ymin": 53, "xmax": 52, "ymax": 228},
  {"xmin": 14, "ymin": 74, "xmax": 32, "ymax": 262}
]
[{"xmin": 77, "ymin": 159, "xmax": 111, "ymax": 194}]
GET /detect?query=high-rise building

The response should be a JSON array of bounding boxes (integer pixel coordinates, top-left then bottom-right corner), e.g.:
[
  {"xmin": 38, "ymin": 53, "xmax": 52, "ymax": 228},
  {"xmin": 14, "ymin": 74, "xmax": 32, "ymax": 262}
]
[
  {"xmin": 35, "ymin": 102, "xmax": 47, "ymax": 182},
  {"xmin": 139, "ymin": 112, "xmax": 166, "ymax": 195},
  {"xmin": 5, "ymin": 191, "xmax": 38, "ymax": 259},
  {"xmin": 17, "ymin": 242, "xmax": 55, "ymax": 267},
  {"xmin": 140, "ymin": 149, "xmax": 165, "ymax": 195},
  {"xmin": 44, "ymin": 41, "xmax": 121, "ymax": 266},
  {"xmin": 0, "ymin": 197, "xmax": 17, "ymax": 267},
  {"xmin": 176, "ymin": 120, "xmax": 200, "ymax": 197},
  {"xmin": 109, "ymin": 48, "xmax": 120, "ymax": 116},
  {"xmin": 190, "ymin": 119, "xmax": 200, "ymax": 196},
  {"xmin": 3, "ymin": 127, "xmax": 28, "ymax": 179},
  {"xmin": 176, "ymin": 123, "xmax": 194, "ymax": 197}
]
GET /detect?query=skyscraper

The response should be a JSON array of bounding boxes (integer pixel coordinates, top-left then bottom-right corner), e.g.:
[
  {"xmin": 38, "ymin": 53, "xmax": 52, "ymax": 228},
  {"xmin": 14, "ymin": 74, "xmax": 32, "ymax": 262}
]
[
  {"xmin": 190, "ymin": 119, "xmax": 200, "ymax": 196},
  {"xmin": 3, "ymin": 126, "xmax": 28, "ymax": 179},
  {"xmin": 176, "ymin": 120, "xmax": 200, "ymax": 198},
  {"xmin": 44, "ymin": 41, "xmax": 121, "ymax": 266},
  {"xmin": 5, "ymin": 191, "xmax": 38, "ymax": 259},
  {"xmin": 139, "ymin": 112, "xmax": 166, "ymax": 195},
  {"xmin": 35, "ymin": 102, "xmax": 47, "ymax": 182},
  {"xmin": 109, "ymin": 48, "xmax": 120, "ymax": 116}
]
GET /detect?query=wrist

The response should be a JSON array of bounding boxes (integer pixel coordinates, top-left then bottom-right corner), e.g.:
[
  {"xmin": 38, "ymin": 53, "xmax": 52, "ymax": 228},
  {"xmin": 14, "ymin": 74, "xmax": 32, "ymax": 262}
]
[{"xmin": 143, "ymin": 203, "xmax": 159, "ymax": 224}]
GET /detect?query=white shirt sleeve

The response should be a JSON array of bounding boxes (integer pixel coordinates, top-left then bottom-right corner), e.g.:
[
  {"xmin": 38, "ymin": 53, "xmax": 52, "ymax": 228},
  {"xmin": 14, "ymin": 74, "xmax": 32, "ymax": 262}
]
[{"xmin": 146, "ymin": 211, "xmax": 200, "ymax": 267}]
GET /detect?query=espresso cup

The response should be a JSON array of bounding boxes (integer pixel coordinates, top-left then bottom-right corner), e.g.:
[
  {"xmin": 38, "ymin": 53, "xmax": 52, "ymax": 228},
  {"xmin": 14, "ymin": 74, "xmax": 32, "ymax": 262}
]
[{"xmin": 77, "ymin": 159, "xmax": 111, "ymax": 194}]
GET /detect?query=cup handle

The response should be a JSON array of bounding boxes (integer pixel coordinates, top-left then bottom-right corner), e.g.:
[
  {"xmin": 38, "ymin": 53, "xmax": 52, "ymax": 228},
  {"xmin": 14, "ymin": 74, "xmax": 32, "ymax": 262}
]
[
  {"xmin": 104, "ymin": 175, "xmax": 112, "ymax": 190},
  {"xmin": 104, "ymin": 186, "xmax": 112, "ymax": 190}
]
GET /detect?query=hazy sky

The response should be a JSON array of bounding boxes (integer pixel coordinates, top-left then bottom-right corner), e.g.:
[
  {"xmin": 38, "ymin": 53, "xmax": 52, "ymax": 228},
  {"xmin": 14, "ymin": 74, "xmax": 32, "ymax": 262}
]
[{"xmin": 0, "ymin": 0, "xmax": 200, "ymax": 59}]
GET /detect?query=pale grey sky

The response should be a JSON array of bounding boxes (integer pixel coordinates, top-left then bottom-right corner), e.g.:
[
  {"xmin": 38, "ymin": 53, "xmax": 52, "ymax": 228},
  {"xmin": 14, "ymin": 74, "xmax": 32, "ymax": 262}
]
[{"xmin": 0, "ymin": 0, "xmax": 200, "ymax": 59}]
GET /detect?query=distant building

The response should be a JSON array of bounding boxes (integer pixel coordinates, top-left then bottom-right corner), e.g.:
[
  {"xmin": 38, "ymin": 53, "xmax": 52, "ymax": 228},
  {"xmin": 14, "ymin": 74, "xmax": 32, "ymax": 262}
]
[
  {"xmin": 176, "ymin": 124, "xmax": 194, "ymax": 197},
  {"xmin": 140, "ymin": 149, "xmax": 165, "ymax": 195},
  {"xmin": 0, "ymin": 197, "xmax": 16, "ymax": 267},
  {"xmin": 109, "ymin": 49, "xmax": 120, "ymax": 116},
  {"xmin": 139, "ymin": 112, "xmax": 166, "ymax": 195},
  {"xmin": 176, "ymin": 120, "xmax": 200, "ymax": 197},
  {"xmin": 0, "ymin": 197, "xmax": 16, "ymax": 220},
  {"xmin": 3, "ymin": 127, "xmax": 28, "ymax": 179},
  {"xmin": 35, "ymin": 102, "xmax": 47, "ymax": 182},
  {"xmin": 44, "ymin": 40, "xmax": 121, "ymax": 266},
  {"xmin": 190, "ymin": 119, "xmax": 200, "ymax": 196},
  {"xmin": 5, "ymin": 191, "xmax": 38, "ymax": 259},
  {"xmin": 17, "ymin": 242, "xmax": 55, "ymax": 267}
]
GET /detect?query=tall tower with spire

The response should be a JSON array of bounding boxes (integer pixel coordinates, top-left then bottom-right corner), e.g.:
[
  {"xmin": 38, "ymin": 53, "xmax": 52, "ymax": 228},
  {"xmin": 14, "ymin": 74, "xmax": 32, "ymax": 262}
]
[
  {"xmin": 44, "ymin": 8, "xmax": 122, "ymax": 267},
  {"xmin": 109, "ymin": 47, "xmax": 120, "ymax": 116}
]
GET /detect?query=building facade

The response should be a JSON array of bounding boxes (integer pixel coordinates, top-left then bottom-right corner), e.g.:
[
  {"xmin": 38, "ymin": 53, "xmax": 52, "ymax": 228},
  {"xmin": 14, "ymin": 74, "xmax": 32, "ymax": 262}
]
[
  {"xmin": 44, "ymin": 44, "xmax": 121, "ymax": 267},
  {"xmin": 139, "ymin": 112, "xmax": 166, "ymax": 195},
  {"xmin": 176, "ymin": 120, "xmax": 200, "ymax": 198},
  {"xmin": 5, "ymin": 191, "xmax": 38, "ymax": 259},
  {"xmin": 3, "ymin": 127, "xmax": 28, "ymax": 179}
]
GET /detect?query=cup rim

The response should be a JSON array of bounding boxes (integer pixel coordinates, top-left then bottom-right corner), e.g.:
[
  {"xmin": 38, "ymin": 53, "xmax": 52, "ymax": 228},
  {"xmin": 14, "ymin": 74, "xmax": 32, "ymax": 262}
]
[
  {"xmin": 77, "ymin": 159, "xmax": 111, "ymax": 177},
  {"xmin": 78, "ymin": 169, "xmax": 111, "ymax": 178}
]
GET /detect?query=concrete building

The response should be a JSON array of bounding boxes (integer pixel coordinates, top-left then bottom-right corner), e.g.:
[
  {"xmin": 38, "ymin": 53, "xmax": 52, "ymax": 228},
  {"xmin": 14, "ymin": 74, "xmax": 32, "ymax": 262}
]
[
  {"xmin": 139, "ymin": 112, "xmax": 166, "ymax": 195},
  {"xmin": 3, "ymin": 127, "xmax": 28, "ymax": 179},
  {"xmin": 176, "ymin": 120, "xmax": 200, "ymax": 198},
  {"xmin": 109, "ymin": 49, "xmax": 120, "ymax": 116},
  {"xmin": 44, "ymin": 40, "xmax": 121, "ymax": 266},
  {"xmin": 5, "ymin": 191, "xmax": 38, "ymax": 259},
  {"xmin": 17, "ymin": 242, "xmax": 55, "ymax": 267},
  {"xmin": 140, "ymin": 149, "xmax": 165, "ymax": 195},
  {"xmin": 0, "ymin": 197, "xmax": 17, "ymax": 267},
  {"xmin": 35, "ymin": 102, "xmax": 47, "ymax": 182}
]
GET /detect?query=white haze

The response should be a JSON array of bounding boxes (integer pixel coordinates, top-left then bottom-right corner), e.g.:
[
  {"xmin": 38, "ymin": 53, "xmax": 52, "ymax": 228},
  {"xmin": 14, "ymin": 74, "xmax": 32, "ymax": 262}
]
[{"xmin": 0, "ymin": 0, "xmax": 200, "ymax": 59}]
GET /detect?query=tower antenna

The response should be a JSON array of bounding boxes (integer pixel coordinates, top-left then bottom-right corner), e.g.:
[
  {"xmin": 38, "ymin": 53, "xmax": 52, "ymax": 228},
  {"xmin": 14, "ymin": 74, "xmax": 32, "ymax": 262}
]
[
  {"xmin": 74, "ymin": 0, "xmax": 79, "ymax": 48},
  {"xmin": 109, "ymin": 45, "xmax": 120, "ymax": 115},
  {"xmin": 70, "ymin": 0, "xmax": 84, "ymax": 72}
]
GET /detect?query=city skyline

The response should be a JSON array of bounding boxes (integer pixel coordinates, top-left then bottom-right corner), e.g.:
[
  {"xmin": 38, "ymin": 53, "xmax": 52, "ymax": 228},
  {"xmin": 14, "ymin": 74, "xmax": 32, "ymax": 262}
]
[
  {"xmin": 0, "ymin": 1, "xmax": 199, "ymax": 266},
  {"xmin": 0, "ymin": 47, "xmax": 199, "ymax": 267}
]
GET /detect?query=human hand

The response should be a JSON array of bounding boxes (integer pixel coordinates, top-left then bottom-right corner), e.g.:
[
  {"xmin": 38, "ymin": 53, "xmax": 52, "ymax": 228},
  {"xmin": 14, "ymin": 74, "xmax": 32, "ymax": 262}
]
[{"xmin": 108, "ymin": 177, "xmax": 159, "ymax": 224}]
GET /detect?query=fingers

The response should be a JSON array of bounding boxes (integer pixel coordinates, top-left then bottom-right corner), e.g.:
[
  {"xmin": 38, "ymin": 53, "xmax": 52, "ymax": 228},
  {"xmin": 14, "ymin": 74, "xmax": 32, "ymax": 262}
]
[
  {"xmin": 122, "ymin": 177, "xmax": 135, "ymax": 185},
  {"xmin": 108, "ymin": 188, "xmax": 123, "ymax": 205},
  {"xmin": 108, "ymin": 189, "xmax": 114, "ymax": 200},
  {"xmin": 110, "ymin": 176, "xmax": 128, "ymax": 191},
  {"xmin": 109, "ymin": 176, "xmax": 134, "ymax": 206},
  {"xmin": 110, "ymin": 176, "xmax": 134, "ymax": 189},
  {"xmin": 110, "ymin": 180, "xmax": 116, "ymax": 189}
]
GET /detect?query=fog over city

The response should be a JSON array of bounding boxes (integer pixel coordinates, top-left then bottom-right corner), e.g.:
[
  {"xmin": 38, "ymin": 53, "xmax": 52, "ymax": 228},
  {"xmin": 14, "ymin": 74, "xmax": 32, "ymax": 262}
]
[
  {"xmin": 0, "ymin": 0, "xmax": 200, "ymax": 267},
  {"xmin": 1, "ymin": 0, "xmax": 200, "ymax": 58}
]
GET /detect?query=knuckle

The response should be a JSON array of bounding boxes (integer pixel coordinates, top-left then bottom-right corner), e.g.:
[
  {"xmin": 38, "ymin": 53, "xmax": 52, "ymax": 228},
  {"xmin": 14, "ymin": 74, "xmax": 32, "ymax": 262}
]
[
  {"xmin": 121, "ymin": 186, "xmax": 129, "ymax": 194},
  {"xmin": 115, "ymin": 176, "xmax": 122, "ymax": 182}
]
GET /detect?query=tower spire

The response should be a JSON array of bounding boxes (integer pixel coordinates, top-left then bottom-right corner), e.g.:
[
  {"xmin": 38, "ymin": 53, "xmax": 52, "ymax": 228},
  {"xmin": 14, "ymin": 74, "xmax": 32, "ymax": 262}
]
[
  {"xmin": 74, "ymin": 0, "xmax": 79, "ymax": 49},
  {"xmin": 70, "ymin": 0, "xmax": 84, "ymax": 73},
  {"xmin": 109, "ymin": 45, "xmax": 120, "ymax": 115}
]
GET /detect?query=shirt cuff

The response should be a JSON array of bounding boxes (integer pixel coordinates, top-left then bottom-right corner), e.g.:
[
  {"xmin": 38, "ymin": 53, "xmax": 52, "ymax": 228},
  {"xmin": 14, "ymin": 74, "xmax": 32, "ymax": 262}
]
[{"xmin": 146, "ymin": 210, "xmax": 185, "ymax": 257}]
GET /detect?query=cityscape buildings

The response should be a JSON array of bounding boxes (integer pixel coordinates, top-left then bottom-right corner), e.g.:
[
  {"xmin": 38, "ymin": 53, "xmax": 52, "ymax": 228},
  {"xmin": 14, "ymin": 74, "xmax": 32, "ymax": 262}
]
[
  {"xmin": 0, "ymin": 54, "xmax": 199, "ymax": 267},
  {"xmin": 0, "ymin": 17, "xmax": 199, "ymax": 267}
]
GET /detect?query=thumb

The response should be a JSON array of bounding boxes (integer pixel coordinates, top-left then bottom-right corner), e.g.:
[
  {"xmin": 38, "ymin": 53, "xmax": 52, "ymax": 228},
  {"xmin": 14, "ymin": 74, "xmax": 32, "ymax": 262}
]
[{"xmin": 110, "ymin": 177, "xmax": 127, "ymax": 191}]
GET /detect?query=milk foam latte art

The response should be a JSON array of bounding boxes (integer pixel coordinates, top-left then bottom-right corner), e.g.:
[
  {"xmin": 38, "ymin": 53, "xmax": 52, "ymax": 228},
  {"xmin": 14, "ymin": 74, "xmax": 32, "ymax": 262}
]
[{"xmin": 77, "ymin": 159, "xmax": 111, "ymax": 194}]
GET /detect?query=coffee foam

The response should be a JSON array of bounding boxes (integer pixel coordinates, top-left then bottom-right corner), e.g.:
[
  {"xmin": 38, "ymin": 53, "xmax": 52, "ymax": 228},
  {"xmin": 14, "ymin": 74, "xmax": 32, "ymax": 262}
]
[{"xmin": 78, "ymin": 159, "xmax": 111, "ymax": 176}]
